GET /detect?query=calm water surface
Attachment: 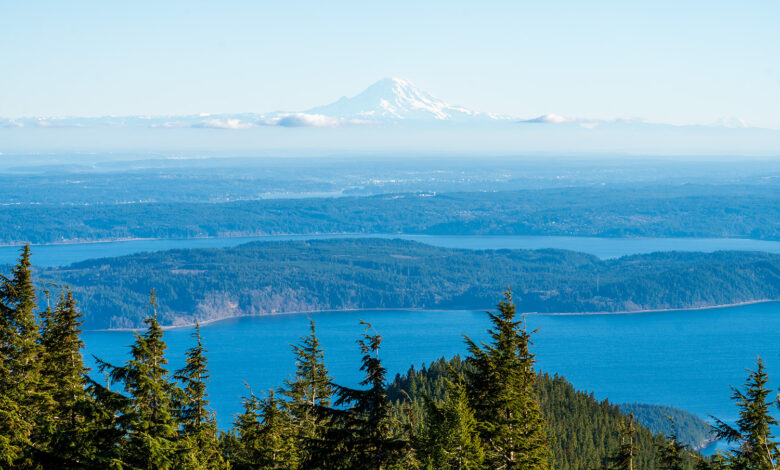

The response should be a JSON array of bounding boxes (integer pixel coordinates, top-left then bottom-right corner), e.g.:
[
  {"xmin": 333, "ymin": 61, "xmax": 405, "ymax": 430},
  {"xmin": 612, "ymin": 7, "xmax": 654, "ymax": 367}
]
[
  {"xmin": 5, "ymin": 234, "xmax": 780, "ymax": 266},
  {"xmin": 83, "ymin": 301, "xmax": 780, "ymax": 449}
]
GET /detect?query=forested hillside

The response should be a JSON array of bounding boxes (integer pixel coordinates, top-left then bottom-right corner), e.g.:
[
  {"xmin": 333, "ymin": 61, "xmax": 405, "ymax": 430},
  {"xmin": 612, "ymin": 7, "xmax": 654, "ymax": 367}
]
[
  {"xmin": 36, "ymin": 238, "xmax": 780, "ymax": 329},
  {"xmin": 387, "ymin": 357, "xmax": 689, "ymax": 470},
  {"xmin": 619, "ymin": 403, "xmax": 714, "ymax": 450},
  {"xmin": 388, "ymin": 358, "xmax": 713, "ymax": 456},
  {"xmin": 4, "ymin": 246, "xmax": 774, "ymax": 469},
  {"xmin": 2, "ymin": 183, "xmax": 778, "ymax": 244}
]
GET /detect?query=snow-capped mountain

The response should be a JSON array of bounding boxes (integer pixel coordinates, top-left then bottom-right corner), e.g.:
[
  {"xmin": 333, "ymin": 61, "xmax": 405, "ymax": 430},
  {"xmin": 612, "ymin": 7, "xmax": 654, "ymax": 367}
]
[
  {"xmin": 0, "ymin": 78, "xmax": 769, "ymax": 134},
  {"xmin": 305, "ymin": 78, "xmax": 499, "ymax": 122}
]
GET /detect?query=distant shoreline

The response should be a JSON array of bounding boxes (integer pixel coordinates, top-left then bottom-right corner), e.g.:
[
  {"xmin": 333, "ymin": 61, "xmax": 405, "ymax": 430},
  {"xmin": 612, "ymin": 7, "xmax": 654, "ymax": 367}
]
[
  {"xmin": 0, "ymin": 233, "xmax": 366, "ymax": 248},
  {"xmin": 1, "ymin": 232, "xmax": 775, "ymax": 248},
  {"xmin": 538, "ymin": 298, "xmax": 775, "ymax": 316},
  {"xmin": 93, "ymin": 298, "xmax": 779, "ymax": 332}
]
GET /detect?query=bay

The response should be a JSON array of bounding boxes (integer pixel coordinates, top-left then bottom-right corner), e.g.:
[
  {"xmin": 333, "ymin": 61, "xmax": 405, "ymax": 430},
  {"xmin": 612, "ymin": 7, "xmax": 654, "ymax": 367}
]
[
  {"xmin": 83, "ymin": 301, "xmax": 780, "ymax": 454},
  {"xmin": 5, "ymin": 234, "xmax": 780, "ymax": 267}
]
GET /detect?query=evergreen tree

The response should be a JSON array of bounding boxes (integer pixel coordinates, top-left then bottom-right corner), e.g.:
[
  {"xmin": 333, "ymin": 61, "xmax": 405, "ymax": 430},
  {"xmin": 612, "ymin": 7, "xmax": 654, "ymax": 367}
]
[
  {"xmin": 0, "ymin": 245, "xmax": 44, "ymax": 467},
  {"xmin": 418, "ymin": 370, "xmax": 484, "ymax": 470},
  {"xmin": 232, "ymin": 387, "xmax": 298, "ymax": 469},
  {"xmin": 306, "ymin": 320, "xmax": 407, "ymax": 469},
  {"xmin": 173, "ymin": 323, "xmax": 227, "ymax": 469},
  {"xmin": 712, "ymin": 358, "xmax": 778, "ymax": 469},
  {"xmin": 610, "ymin": 412, "xmax": 637, "ymax": 470},
  {"xmin": 80, "ymin": 374, "xmax": 131, "ymax": 469},
  {"xmin": 694, "ymin": 453, "xmax": 728, "ymax": 470},
  {"xmin": 280, "ymin": 319, "xmax": 333, "ymax": 451},
  {"xmin": 96, "ymin": 290, "xmax": 180, "ymax": 469},
  {"xmin": 655, "ymin": 417, "xmax": 691, "ymax": 470},
  {"xmin": 231, "ymin": 388, "xmax": 263, "ymax": 469},
  {"xmin": 464, "ymin": 288, "xmax": 552, "ymax": 469},
  {"xmin": 37, "ymin": 287, "xmax": 94, "ymax": 467}
]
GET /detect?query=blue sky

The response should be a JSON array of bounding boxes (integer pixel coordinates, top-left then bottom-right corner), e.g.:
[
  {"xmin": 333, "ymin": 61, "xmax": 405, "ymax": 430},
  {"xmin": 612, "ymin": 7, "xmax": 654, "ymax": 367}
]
[{"xmin": 2, "ymin": 1, "xmax": 779, "ymax": 128}]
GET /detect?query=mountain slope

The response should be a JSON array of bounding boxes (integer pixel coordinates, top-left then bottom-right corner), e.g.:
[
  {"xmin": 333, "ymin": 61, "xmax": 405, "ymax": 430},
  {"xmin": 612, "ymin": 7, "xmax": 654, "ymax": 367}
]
[{"xmin": 306, "ymin": 77, "xmax": 497, "ymax": 122}]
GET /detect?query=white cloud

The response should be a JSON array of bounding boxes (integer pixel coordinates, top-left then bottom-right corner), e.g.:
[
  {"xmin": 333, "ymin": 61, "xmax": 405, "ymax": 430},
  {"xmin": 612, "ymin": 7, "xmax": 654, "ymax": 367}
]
[
  {"xmin": 194, "ymin": 118, "xmax": 254, "ymax": 129},
  {"xmin": 35, "ymin": 120, "xmax": 85, "ymax": 128},
  {"xmin": 274, "ymin": 113, "xmax": 345, "ymax": 128},
  {"xmin": 261, "ymin": 113, "xmax": 368, "ymax": 128},
  {"xmin": 520, "ymin": 114, "xmax": 641, "ymax": 127},
  {"xmin": 522, "ymin": 113, "xmax": 571, "ymax": 124},
  {"xmin": 156, "ymin": 121, "xmax": 188, "ymax": 128},
  {"xmin": 712, "ymin": 116, "xmax": 750, "ymax": 129}
]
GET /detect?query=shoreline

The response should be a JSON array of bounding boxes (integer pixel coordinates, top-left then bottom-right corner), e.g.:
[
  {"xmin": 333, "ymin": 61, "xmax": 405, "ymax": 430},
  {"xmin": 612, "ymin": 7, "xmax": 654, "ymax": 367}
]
[
  {"xmin": 2, "ymin": 232, "xmax": 776, "ymax": 248},
  {"xmin": 91, "ymin": 298, "xmax": 779, "ymax": 332},
  {"xmin": 0, "ymin": 232, "xmax": 368, "ymax": 248}
]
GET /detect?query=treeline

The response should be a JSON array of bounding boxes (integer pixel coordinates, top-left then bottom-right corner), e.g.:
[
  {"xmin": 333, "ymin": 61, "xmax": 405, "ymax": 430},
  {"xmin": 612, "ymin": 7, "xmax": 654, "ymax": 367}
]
[
  {"xmin": 387, "ymin": 359, "xmax": 713, "ymax": 467},
  {"xmin": 37, "ymin": 239, "xmax": 780, "ymax": 329},
  {"xmin": 4, "ymin": 247, "xmax": 780, "ymax": 468},
  {"xmin": 2, "ymin": 183, "xmax": 779, "ymax": 245},
  {"xmin": 619, "ymin": 404, "xmax": 715, "ymax": 451}
]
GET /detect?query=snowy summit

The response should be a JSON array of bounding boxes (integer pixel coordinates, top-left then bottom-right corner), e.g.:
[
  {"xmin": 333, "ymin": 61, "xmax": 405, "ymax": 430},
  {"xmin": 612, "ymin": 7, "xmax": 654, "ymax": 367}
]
[{"xmin": 306, "ymin": 78, "xmax": 497, "ymax": 122}]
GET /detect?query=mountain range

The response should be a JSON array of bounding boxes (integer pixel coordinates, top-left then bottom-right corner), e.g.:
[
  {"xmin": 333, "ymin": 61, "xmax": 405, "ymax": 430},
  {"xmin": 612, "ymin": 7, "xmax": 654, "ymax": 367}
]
[
  {"xmin": 3, "ymin": 78, "xmax": 779, "ymax": 156},
  {"xmin": 0, "ymin": 78, "xmax": 766, "ymax": 131}
]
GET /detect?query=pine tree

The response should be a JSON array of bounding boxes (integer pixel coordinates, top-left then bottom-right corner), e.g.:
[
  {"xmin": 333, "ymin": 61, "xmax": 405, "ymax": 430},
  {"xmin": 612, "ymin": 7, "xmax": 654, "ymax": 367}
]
[
  {"xmin": 712, "ymin": 357, "xmax": 778, "ymax": 469},
  {"xmin": 0, "ymin": 245, "xmax": 44, "ymax": 467},
  {"xmin": 464, "ymin": 288, "xmax": 552, "ymax": 469},
  {"xmin": 232, "ymin": 387, "xmax": 298, "ymax": 469},
  {"xmin": 37, "ymin": 287, "xmax": 94, "ymax": 467},
  {"xmin": 173, "ymin": 323, "xmax": 227, "ymax": 469},
  {"xmin": 96, "ymin": 290, "xmax": 180, "ymax": 469},
  {"xmin": 610, "ymin": 412, "xmax": 637, "ymax": 470},
  {"xmin": 81, "ymin": 374, "xmax": 131, "ymax": 469},
  {"xmin": 306, "ymin": 320, "xmax": 407, "ymax": 470},
  {"xmin": 231, "ymin": 388, "xmax": 264, "ymax": 469},
  {"xmin": 655, "ymin": 417, "xmax": 688, "ymax": 470},
  {"xmin": 280, "ymin": 319, "xmax": 333, "ymax": 451},
  {"xmin": 418, "ymin": 370, "xmax": 484, "ymax": 470}
]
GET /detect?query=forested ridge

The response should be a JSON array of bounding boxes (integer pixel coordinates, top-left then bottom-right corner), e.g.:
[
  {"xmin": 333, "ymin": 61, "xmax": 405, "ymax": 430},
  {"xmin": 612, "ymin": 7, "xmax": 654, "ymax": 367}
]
[
  {"xmin": 388, "ymin": 357, "xmax": 669, "ymax": 470},
  {"xmin": 34, "ymin": 238, "xmax": 780, "ymax": 329},
  {"xmin": 387, "ymin": 359, "xmax": 714, "ymax": 457},
  {"xmin": 3, "ymin": 246, "xmax": 780, "ymax": 469},
  {"xmin": 1, "ymin": 184, "xmax": 778, "ymax": 245}
]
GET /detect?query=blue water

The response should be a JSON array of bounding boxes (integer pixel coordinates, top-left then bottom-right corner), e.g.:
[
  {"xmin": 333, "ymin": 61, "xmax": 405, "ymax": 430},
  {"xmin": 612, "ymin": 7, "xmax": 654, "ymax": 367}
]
[
  {"xmin": 5, "ymin": 234, "xmax": 780, "ymax": 267},
  {"xmin": 83, "ymin": 301, "xmax": 780, "ymax": 454}
]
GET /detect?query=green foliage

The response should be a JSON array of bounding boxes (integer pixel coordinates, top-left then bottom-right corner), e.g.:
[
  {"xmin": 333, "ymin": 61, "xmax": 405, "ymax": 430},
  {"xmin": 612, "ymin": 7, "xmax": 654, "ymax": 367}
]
[
  {"xmin": 620, "ymin": 403, "xmax": 714, "ymax": 450},
  {"xmin": 655, "ymin": 418, "xmax": 690, "ymax": 470},
  {"xmin": 37, "ymin": 287, "xmax": 96, "ymax": 467},
  {"xmin": 96, "ymin": 292, "xmax": 181, "ymax": 469},
  {"xmin": 307, "ymin": 321, "xmax": 408, "ymax": 469},
  {"xmin": 2, "ymin": 183, "xmax": 779, "ymax": 244},
  {"xmin": 0, "ymin": 245, "xmax": 44, "ymax": 467},
  {"xmin": 174, "ymin": 324, "xmax": 227, "ymax": 469},
  {"xmin": 38, "ymin": 238, "xmax": 780, "ymax": 329},
  {"xmin": 279, "ymin": 319, "xmax": 333, "ymax": 463},
  {"xmin": 231, "ymin": 388, "xmax": 298, "ymax": 470},
  {"xmin": 416, "ymin": 370, "xmax": 484, "ymax": 470},
  {"xmin": 388, "ymin": 358, "xmax": 682, "ymax": 470},
  {"xmin": 464, "ymin": 288, "xmax": 552, "ymax": 469},
  {"xmin": 610, "ymin": 413, "xmax": 638, "ymax": 470},
  {"xmin": 712, "ymin": 358, "xmax": 778, "ymax": 469},
  {"xmin": 5, "ymin": 245, "xmax": 780, "ymax": 470}
]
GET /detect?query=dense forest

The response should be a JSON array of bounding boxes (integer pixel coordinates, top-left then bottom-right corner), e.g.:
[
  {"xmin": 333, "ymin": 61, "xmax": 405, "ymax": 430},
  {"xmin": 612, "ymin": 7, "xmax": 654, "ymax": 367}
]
[
  {"xmin": 4, "ymin": 246, "xmax": 780, "ymax": 468},
  {"xmin": 388, "ymin": 357, "xmax": 678, "ymax": 469},
  {"xmin": 1, "ymin": 183, "xmax": 778, "ymax": 244},
  {"xmin": 619, "ymin": 404, "xmax": 715, "ymax": 451},
  {"xmin": 0, "ymin": 247, "xmax": 729, "ymax": 469},
  {"xmin": 387, "ymin": 359, "xmax": 713, "ymax": 454},
  {"xmin": 34, "ymin": 239, "xmax": 780, "ymax": 329}
]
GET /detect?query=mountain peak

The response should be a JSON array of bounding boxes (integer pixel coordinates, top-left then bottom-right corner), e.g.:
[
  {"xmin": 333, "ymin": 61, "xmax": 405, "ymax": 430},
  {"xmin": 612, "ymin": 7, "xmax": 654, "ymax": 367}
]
[{"xmin": 306, "ymin": 78, "xmax": 490, "ymax": 122}]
